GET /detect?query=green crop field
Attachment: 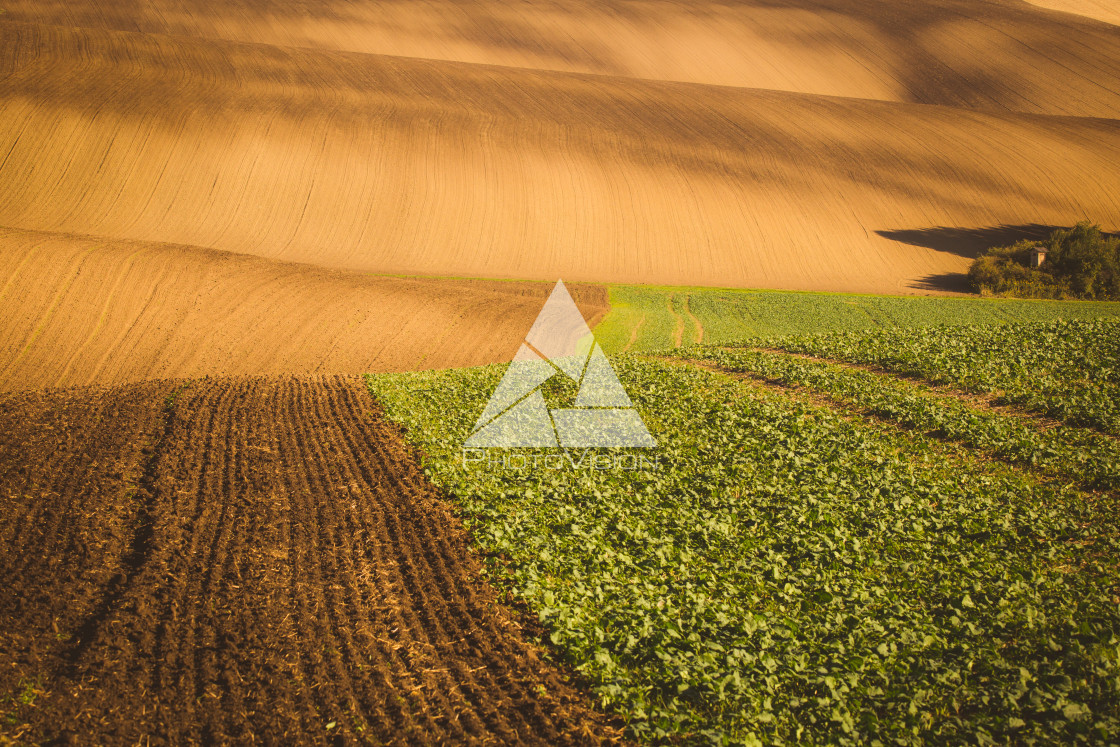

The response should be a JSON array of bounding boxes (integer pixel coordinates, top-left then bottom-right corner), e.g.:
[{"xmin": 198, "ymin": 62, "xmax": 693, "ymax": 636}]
[
  {"xmin": 772, "ymin": 319, "xmax": 1120, "ymax": 437},
  {"xmin": 593, "ymin": 285, "xmax": 1120, "ymax": 353},
  {"xmin": 682, "ymin": 346, "xmax": 1120, "ymax": 492},
  {"xmin": 366, "ymin": 319, "xmax": 1120, "ymax": 746}
]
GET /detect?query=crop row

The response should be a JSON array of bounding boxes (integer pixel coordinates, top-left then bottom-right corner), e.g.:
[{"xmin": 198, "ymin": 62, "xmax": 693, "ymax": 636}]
[
  {"xmin": 772, "ymin": 319, "xmax": 1120, "ymax": 436},
  {"xmin": 367, "ymin": 357, "xmax": 1120, "ymax": 745},
  {"xmin": 683, "ymin": 347, "xmax": 1120, "ymax": 491}
]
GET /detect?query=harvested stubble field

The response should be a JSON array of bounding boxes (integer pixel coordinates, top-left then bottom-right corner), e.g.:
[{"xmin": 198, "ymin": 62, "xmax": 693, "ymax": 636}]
[{"xmin": 0, "ymin": 376, "xmax": 624, "ymax": 744}]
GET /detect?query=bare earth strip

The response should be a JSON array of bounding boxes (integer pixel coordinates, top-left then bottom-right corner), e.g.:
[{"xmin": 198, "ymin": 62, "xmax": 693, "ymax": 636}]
[
  {"xmin": 0, "ymin": 226, "xmax": 609, "ymax": 392},
  {"xmin": 3, "ymin": 0, "xmax": 1120, "ymax": 114},
  {"xmin": 1, "ymin": 21, "xmax": 1118, "ymax": 296},
  {"xmin": 0, "ymin": 377, "xmax": 625, "ymax": 745}
]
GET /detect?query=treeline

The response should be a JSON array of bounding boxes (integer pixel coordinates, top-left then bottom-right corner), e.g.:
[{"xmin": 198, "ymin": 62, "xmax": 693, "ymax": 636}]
[{"xmin": 968, "ymin": 221, "xmax": 1120, "ymax": 300}]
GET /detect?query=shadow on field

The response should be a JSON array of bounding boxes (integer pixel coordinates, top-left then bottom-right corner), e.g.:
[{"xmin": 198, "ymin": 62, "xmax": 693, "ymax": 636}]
[
  {"xmin": 878, "ymin": 223, "xmax": 1063, "ymax": 258},
  {"xmin": 905, "ymin": 272, "xmax": 972, "ymax": 294}
]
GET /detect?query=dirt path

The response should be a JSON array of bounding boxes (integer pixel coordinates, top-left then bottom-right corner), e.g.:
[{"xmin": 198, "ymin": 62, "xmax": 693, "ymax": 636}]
[
  {"xmin": 621, "ymin": 314, "xmax": 645, "ymax": 353},
  {"xmin": 0, "ymin": 377, "xmax": 623, "ymax": 745},
  {"xmin": 682, "ymin": 295, "xmax": 705, "ymax": 346}
]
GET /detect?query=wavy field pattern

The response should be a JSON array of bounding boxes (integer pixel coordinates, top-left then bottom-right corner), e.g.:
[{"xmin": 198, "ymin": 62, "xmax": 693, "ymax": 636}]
[
  {"xmin": 4, "ymin": 0, "xmax": 1120, "ymax": 114},
  {"xmin": 3, "ymin": 2, "xmax": 1120, "ymax": 741},
  {"xmin": 1024, "ymin": 0, "xmax": 1120, "ymax": 27},
  {"xmin": 0, "ymin": 227, "xmax": 609, "ymax": 391},
  {"xmin": 1, "ymin": 19, "xmax": 1118, "ymax": 303},
  {"xmin": 1, "ymin": 1, "xmax": 1120, "ymax": 390}
]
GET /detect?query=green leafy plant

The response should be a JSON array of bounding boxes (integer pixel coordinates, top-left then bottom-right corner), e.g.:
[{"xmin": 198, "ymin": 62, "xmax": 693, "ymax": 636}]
[
  {"xmin": 686, "ymin": 346, "xmax": 1120, "ymax": 490},
  {"xmin": 775, "ymin": 319, "xmax": 1120, "ymax": 435},
  {"xmin": 367, "ymin": 350, "xmax": 1120, "ymax": 745}
]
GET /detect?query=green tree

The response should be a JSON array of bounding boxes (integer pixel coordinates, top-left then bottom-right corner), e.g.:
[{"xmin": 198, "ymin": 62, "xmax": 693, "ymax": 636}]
[{"xmin": 1045, "ymin": 221, "xmax": 1120, "ymax": 299}]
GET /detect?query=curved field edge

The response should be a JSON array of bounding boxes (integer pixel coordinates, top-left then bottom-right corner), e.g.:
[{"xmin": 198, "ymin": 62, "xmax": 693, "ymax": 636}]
[
  {"xmin": 592, "ymin": 284, "xmax": 1120, "ymax": 353},
  {"xmin": 1024, "ymin": 0, "xmax": 1120, "ymax": 27},
  {"xmin": 0, "ymin": 376, "xmax": 626, "ymax": 744},
  {"xmin": 364, "ymin": 351, "xmax": 1120, "ymax": 745},
  {"xmin": 0, "ymin": 227, "xmax": 609, "ymax": 391}
]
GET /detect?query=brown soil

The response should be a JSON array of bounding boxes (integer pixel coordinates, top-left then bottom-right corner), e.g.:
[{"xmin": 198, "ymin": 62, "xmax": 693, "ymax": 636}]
[
  {"xmin": 0, "ymin": 377, "xmax": 625, "ymax": 745},
  {"xmin": 1, "ymin": 13, "xmax": 1118, "ymax": 299},
  {"xmin": 0, "ymin": 226, "xmax": 609, "ymax": 393},
  {"xmin": 3, "ymin": 0, "xmax": 1119, "ymax": 113}
]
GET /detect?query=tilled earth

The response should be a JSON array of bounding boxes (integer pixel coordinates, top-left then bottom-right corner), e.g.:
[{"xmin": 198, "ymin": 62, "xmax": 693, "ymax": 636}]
[{"xmin": 0, "ymin": 376, "xmax": 623, "ymax": 745}]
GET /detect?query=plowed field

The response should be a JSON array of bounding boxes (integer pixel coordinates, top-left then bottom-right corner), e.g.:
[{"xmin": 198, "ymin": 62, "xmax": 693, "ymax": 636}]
[
  {"xmin": 1, "ymin": 11, "xmax": 1118, "ymax": 298},
  {"xmin": 1025, "ymin": 0, "xmax": 1120, "ymax": 26},
  {"xmin": 4, "ymin": 0, "xmax": 1119, "ymax": 110},
  {"xmin": 2, "ymin": 0, "xmax": 1120, "ymax": 390},
  {"xmin": 0, "ymin": 226, "xmax": 609, "ymax": 392},
  {"xmin": 0, "ymin": 377, "xmax": 623, "ymax": 744}
]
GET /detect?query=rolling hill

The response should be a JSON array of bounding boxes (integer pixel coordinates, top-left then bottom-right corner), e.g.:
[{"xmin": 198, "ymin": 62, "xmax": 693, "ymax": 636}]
[
  {"xmin": 2, "ymin": 0, "xmax": 1119, "ymax": 113},
  {"xmin": 2, "ymin": 3, "xmax": 1120, "ymax": 742},
  {"xmin": 0, "ymin": 0, "xmax": 1117, "ymax": 381},
  {"xmin": 0, "ymin": 226, "xmax": 608, "ymax": 391}
]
